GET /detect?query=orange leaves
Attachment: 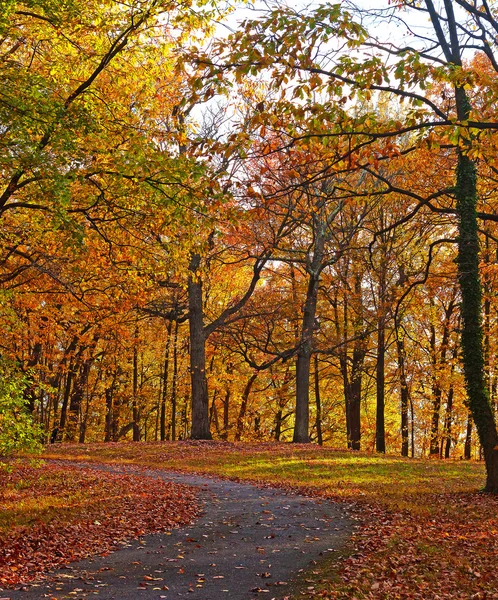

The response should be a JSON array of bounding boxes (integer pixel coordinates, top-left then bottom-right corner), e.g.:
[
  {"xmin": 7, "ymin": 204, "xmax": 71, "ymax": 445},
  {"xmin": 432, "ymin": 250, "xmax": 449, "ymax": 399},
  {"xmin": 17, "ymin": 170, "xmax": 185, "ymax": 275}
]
[
  {"xmin": 330, "ymin": 492, "xmax": 498, "ymax": 600},
  {"xmin": 0, "ymin": 460, "xmax": 199, "ymax": 586}
]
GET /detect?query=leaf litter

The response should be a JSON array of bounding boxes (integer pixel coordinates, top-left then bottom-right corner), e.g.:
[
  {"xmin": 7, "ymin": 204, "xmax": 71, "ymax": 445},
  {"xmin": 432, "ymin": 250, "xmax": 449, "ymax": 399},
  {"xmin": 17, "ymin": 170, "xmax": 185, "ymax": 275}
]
[{"xmin": 0, "ymin": 460, "xmax": 199, "ymax": 588}]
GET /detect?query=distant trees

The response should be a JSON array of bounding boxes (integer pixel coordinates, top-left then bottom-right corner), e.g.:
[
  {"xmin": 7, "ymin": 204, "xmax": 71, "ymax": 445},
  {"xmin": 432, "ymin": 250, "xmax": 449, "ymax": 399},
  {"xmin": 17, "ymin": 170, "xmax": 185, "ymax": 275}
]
[
  {"xmin": 3, "ymin": 0, "xmax": 498, "ymax": 492},
  {"xmin": 186, "ymin": 0, "xmax": 498, "ymax": 489}
]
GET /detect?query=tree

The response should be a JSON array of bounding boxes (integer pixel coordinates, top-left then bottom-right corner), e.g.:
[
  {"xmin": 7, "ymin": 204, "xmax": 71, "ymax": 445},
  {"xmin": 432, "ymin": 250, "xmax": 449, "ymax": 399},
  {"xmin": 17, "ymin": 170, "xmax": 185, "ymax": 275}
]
[
  {"xmin": 190, "ymin": 0, "xmax": 498, "ymax": 490},
  {"xmin": 0, "ymin": 358, "xmax": 41, "ymax": 458}
]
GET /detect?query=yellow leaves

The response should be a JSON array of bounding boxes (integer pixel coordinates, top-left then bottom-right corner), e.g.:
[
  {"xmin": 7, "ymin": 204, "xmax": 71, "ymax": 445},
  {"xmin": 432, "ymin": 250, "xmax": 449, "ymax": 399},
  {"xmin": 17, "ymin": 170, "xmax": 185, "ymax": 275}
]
[
  {"xmin": 466, "ymin": 146, "xmax": 483, "ymax": 160},
  {"xmin": 425, "ymin": 131, "xmax": 440, "ymax": 151}
]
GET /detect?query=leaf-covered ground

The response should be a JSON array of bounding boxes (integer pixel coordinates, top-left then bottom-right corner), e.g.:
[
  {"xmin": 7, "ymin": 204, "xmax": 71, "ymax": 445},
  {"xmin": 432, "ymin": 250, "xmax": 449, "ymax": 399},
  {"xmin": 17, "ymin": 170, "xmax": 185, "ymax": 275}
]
[
  {"xmin": 43, "ymin": 441, "xmax": 498, "ymax": 600},
  {"xmin": 0, "ymin": 460, "xmax": 199, "ymax": 587}
]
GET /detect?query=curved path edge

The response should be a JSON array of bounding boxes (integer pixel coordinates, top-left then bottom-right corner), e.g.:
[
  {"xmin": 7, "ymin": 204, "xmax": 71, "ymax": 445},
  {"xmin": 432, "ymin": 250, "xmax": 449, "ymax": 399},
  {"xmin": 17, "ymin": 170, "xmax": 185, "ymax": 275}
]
[{"xmin": 5, "ymin": 461, "xmax": 353, "ymax": 600}]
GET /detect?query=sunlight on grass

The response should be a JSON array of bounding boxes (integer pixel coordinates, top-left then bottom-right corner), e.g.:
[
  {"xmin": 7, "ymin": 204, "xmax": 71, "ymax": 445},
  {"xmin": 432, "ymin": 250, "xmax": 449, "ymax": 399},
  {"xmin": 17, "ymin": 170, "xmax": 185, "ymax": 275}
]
[
  {"xmin": 43, "ymin": 441, "xmax": 486, "ymax": 515},
  {"xmin": 0, "ymin": 465, "xmax": 141, "ymax": 532},
  {"xmin": 33, "ymin": 443, "xmax": 496, "ymax": 600}
]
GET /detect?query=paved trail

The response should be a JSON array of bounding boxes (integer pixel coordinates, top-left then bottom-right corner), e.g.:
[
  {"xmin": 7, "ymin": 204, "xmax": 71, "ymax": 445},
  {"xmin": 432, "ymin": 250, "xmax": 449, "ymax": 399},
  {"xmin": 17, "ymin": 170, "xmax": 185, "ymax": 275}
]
[{"xmin": 6, "ymin": 464, "xmax": 352, "ymax": 600}]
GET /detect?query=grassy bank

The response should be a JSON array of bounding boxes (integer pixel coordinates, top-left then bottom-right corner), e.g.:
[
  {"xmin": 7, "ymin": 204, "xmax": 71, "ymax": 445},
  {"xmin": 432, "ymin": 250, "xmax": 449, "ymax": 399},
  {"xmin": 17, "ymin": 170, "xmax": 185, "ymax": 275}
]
[
  {"xmin": 42, "ymin": 441, "xmax": 497, "ymax": 599},
  {"xmin": 43, "ymin": 440, "xmax": 485, "ymax": 512}
]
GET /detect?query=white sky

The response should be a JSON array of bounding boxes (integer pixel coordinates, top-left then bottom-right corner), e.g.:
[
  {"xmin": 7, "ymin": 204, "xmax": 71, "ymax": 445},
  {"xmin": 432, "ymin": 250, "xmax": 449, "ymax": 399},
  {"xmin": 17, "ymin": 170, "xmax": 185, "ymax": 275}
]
[{"xmin": 216, "ymin": 0, "xmax": 432, "ymax": 41}]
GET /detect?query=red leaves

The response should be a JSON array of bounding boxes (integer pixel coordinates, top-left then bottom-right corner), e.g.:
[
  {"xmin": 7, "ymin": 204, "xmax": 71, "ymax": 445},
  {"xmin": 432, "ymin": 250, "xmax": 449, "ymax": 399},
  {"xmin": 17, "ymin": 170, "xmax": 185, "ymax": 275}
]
[
  {"xmin": 0, "ymin": 462, "xmax": 199, "ymax": 587},
  {"xmin": 323, "ymin": 493, "xmax": 498, "ymax": 599},
  {"xmin": 39, "ymin": 443, "xmax": 498, "ymax": 600}
]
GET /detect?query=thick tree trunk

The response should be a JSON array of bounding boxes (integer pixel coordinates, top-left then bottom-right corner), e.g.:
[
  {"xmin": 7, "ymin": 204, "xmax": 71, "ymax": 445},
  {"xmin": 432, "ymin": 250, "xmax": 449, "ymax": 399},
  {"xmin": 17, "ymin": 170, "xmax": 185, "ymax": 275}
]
[
  {"xmin": 455, "ymin": 145, "xmax": 498, "ymax": 491},
  {"xmin": 188, "ymin": 254, "xmax": 212, "ymax": 440}
]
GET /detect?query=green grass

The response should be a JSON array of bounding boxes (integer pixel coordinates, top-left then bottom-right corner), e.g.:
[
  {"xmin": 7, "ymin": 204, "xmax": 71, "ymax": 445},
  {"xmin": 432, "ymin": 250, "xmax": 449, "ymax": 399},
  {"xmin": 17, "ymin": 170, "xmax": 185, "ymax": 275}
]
[
  {"xmin": 41, "ymin": 442, "xmax": 498, "ymax": 599},
  {"xmin": 43, "ymin": 441, "xmax": 486, "ymax": 515}
]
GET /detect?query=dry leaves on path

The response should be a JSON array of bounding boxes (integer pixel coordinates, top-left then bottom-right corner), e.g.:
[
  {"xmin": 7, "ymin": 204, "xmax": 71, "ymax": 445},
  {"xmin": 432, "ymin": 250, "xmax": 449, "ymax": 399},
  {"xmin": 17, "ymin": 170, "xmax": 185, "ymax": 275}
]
[
  {"xmin": 0, "ymin": 461, "xmax": 199, "ymax": 587},
  {"xmin": 41, "ymin": 442, "xmax": 498, "ymax": 600}
]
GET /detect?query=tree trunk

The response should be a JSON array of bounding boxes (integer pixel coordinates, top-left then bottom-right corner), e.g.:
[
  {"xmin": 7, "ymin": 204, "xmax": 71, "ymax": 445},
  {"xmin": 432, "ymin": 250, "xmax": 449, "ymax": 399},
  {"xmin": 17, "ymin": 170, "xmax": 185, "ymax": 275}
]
[
  {"xmin": 188, "ymin": 254, "xmax": 212, "ymax": 440},
  {"xmin": 222, "ymin": 389, "xmax": 230, "ymax": 440},
  {"xmin": 209, "ymin": 390, "xmax": 220, "ymax": 435},
  {"xmin": 132, "ymin": 325, "xmax": 140, "ymax": 442},
  {"xmin": 396, "ymin": 329, "xmax": 410, "ymax": 457},
  {"xmin": 314, "ymin": 353, "xmax": 323, "ymax": 446},
  {"xmin": 104, "ymin": 387, "xmax": 114, "ymax": 443},
  {"xmin": 442, "ymin": 342, "xmax": 458, "ymax": 459},
  {"xmin": 171, "ymin": 319, "xmax": 179, "ymax": 441},
  {"xmin": 401, "ymin": 385, "xmax": 410, "ymax": 458},
  {"xmin": 235, "ymin": 373, "xmax": 257, "ymax": 441},
  {"xmin": 429, "ymin": 297, "xmax": 454, "ymax": 457},
  {"xmin": 23, "ymin": 341, "xmax": 42, "ymax": 414},
  {"xmin": 293, "ymin": 273, "xmax": 320, "ymax": 443},
  {"xmin": 342, "ymin": 348, "xmax": 362, "ymax": 451},
  {"xmin": 340, "ymin": 337, "xmax": 363, "ymax": 450},
  {"xmin": 455, "ymin": 143, "xmax": 498, "ymax": 490},
  {"xmin": 160, "ymin": 320, "xmax": 172, "ymax": 442},
  {"xmin": 464, "ymin": 411, "xmax": 473, "ymax": 460},
  {"xmin": 222, "ymin": 363, "xmax": 233, "ymax": 440},
  {"xmin": 58, "ymin": 366, "xmax": 74, "ymax": 440},
  {"xmin": 376, "ymin": 316, "xmax": 386, "ymax": 453},
  {"xmin": 443, "ymin": 383, "xmax": 454, "ymax": 459},
  {"xmin": 410, "ymin": 394, "xmax": 415, "ymax": 458},
  {"xmin": 66, "ymin": 356, "xmax": 93, "ymax": 442},
  {"xmin": 429, "ymin": 323, "xmax": 442, "ymax": 457},
  {"xmin": 347, "ymin": 376, "xmax": 362, "ymax": 450}
]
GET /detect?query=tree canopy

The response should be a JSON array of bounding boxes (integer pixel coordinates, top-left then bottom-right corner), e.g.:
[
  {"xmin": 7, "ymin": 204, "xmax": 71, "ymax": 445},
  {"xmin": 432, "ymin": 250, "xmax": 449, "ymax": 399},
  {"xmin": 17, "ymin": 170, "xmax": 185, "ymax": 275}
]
[{"xmin": 1, "ymin": 0, "xmax": 498, "ymax": 491}]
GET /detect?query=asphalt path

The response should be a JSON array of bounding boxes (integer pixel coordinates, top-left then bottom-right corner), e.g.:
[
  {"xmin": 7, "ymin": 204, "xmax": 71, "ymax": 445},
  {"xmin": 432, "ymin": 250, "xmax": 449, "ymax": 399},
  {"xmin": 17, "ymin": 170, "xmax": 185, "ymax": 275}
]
[{"xmin": 5, "ymin": 464, "xmax": 352, "ymax": 600}]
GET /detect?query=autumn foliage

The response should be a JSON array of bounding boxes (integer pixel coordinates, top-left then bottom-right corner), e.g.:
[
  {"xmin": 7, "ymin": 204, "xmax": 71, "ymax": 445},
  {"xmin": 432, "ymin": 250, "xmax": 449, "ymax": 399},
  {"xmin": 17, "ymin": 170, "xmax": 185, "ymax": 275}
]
[{"xmin": 1, "ymin": 0, "xmax": 498, "ymax": 487}]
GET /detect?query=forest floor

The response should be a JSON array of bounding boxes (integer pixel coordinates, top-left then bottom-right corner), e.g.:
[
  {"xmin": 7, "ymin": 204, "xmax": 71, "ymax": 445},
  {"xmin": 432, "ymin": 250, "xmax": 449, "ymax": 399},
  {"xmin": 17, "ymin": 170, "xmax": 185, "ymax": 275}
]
[
  {"xmin": 0, "ymin": 460, "xmax": 199, "ymax": 588},
  {"xmin": 2, "ymin": 442, "xmax": 498, "ymax": 599},
  {"xmin": 3, "ymin": 462, "xmax": 352, "ymax": 600}
]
